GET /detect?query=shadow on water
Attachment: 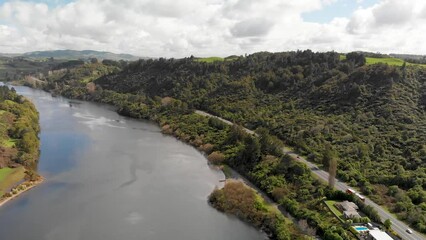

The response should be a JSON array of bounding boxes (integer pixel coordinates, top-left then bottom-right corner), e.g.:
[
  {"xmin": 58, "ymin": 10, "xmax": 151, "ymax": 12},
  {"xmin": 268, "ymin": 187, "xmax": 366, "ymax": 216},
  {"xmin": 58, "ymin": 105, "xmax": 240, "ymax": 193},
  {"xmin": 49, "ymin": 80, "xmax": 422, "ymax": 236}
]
[{"xmin": 115, "ymin": 149, "xmax": 154, "ymax": 189}]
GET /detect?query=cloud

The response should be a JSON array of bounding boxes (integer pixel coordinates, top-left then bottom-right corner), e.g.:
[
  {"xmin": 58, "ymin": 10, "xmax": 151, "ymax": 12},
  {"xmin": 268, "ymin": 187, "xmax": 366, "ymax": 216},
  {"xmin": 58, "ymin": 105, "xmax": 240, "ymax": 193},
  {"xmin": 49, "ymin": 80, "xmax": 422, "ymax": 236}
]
[
  {"xmin": 0, "ymin": 0, "xmax": 425, "ymax": 57},
  {"xmin": 372, "ymin": 0, "xmax": 413, "ymax": 26},
  {"xmin": 230, "ymin": 18, "xmax": 273, "ymax": 37}
]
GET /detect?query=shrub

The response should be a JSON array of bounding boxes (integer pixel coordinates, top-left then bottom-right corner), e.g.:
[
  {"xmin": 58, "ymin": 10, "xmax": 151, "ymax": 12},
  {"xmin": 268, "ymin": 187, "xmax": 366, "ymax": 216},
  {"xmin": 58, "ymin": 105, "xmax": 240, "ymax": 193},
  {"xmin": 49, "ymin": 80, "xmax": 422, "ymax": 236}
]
[{"xmin": 207, "ymin": 151, "xmax": 225, "ymax": 165}]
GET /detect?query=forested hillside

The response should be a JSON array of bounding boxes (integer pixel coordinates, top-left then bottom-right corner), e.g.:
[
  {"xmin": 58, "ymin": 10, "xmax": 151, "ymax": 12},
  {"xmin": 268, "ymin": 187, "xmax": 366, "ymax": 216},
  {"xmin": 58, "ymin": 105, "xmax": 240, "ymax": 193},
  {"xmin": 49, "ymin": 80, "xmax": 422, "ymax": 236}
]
[
  {"xmin": 0, "ymin": 86, "xmax": 40, "ymax": 195},
  {"xmin": 39, "ymin": 50, "xmax": 426, "ymax": 234}
]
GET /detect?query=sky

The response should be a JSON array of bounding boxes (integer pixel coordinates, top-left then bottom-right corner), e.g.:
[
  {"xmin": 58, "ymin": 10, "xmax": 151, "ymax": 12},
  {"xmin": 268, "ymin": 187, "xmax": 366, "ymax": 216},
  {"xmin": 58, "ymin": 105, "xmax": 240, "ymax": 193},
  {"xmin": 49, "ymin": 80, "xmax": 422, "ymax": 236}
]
[{"xmin": 0, "ymin": 0, "xmax": 425, "ymax": 57}]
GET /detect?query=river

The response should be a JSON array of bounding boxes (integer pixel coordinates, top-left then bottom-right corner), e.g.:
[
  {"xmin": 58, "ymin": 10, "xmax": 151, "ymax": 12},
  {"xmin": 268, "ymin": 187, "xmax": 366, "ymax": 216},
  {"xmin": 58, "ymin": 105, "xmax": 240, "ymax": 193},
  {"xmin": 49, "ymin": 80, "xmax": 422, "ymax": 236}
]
[{"xmin": 0, "ymin": 86, "xmax": 266, "ymax": 240}]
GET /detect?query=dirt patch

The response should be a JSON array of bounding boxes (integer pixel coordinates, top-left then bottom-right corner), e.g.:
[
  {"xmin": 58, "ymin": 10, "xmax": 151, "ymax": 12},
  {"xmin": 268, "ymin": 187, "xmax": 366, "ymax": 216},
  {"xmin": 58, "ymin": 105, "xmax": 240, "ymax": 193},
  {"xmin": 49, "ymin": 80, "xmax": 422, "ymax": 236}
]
[{"xmin": 0, "ymin": 146, "xmax": 17, "ymax": 168}]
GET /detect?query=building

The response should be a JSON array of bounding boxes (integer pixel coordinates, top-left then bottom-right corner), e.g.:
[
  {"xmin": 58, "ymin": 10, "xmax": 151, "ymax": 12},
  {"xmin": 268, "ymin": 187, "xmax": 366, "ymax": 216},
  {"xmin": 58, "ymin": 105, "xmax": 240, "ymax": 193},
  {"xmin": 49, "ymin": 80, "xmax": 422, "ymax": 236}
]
[
  {"xmin": 343, "ymin": 210, "xmax": 361, "ymax": 219},
  {"xmin": 368, "ymin": 229, "xmax": 393, "ymax": 240},
  {"xmin": 335, "ymin": 201, "xmax": 361, "ymax": 219},
  {"xmin": 336, "ymin": 201, "xmax": 358, "ymax": 211}
]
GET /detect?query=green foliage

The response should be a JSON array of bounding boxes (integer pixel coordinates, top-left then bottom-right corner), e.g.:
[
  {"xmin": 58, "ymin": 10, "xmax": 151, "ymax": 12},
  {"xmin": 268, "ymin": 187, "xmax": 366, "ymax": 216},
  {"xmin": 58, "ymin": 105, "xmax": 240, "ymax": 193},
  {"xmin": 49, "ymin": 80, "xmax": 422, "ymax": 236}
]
[
  {"xmin": 384, "ymin": 219, "xmax": 392, "ymax": 229},
  {"xmin": 0, "ymin": 86, "xmax": 40, "ymax": 169},
  {"xmin": 345, "ymin": 52, "xmax": 366, "ymax": 66},
  {"xmin": 209, "ymin": 181, "xmax": 294, "ymax": 240}
]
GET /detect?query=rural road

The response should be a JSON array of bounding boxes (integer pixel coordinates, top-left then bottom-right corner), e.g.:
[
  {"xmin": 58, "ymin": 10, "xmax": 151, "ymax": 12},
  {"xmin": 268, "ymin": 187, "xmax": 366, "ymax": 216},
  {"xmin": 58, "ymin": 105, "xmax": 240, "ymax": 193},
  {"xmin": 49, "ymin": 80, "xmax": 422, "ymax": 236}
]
[{"xmin": 195, "ymin": 110, "xmax": 426, "ymax": 240}]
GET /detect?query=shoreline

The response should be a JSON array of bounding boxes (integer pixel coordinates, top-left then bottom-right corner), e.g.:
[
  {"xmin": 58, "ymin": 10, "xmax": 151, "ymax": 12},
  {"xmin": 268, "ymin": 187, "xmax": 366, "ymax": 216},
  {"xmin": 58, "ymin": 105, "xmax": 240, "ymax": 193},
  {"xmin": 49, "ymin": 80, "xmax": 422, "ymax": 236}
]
[{"xmin": 0, "ymin": 177, "xmax": 44, "ymax": 208}]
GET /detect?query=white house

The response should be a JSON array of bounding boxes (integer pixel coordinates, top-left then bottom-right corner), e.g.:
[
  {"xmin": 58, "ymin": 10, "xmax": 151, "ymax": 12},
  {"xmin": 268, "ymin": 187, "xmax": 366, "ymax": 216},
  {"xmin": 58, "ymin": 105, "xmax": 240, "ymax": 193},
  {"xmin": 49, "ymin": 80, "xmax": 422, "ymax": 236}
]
[{"xmin": 368, "ymin": 229, "xmax": 393, "ymax": 240}]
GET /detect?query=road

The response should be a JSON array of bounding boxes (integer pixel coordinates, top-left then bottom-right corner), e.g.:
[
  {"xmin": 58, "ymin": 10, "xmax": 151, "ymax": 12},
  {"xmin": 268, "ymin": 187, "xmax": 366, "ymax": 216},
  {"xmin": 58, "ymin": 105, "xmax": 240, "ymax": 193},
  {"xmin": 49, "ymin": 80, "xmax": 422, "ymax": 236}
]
[
  {"xmin": 195, "ymin": 110, "xmax": 425, "ymax": 240},
  {"xmin": 195, "ymin": 110, "xmax": 256, "ymax": 135}
]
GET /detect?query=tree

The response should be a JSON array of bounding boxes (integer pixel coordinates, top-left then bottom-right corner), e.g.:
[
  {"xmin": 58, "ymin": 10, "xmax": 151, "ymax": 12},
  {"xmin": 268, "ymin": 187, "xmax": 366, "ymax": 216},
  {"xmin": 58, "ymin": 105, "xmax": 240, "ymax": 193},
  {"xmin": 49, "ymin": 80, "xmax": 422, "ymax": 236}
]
[
  {"xmin": 328, "ymin": 157, "xmax": 337, "ymax": 188},
  {"xmin": 384, "ymin": 219, "xmax": 392, "ymax": 230},
  {"xmin": 346, "ymin": 52, "xmax": 366, "ymax": 66},
  {"xmin": 242, "ymin": 136, "xmax": 261, "ymax": 166},
  {"xmin": 207, "ymin": 151, "xmax": 225, "ymax": 165},
  {"xmin": 322, "ymin": 142, "xmax": 335, "ymax": 170}
]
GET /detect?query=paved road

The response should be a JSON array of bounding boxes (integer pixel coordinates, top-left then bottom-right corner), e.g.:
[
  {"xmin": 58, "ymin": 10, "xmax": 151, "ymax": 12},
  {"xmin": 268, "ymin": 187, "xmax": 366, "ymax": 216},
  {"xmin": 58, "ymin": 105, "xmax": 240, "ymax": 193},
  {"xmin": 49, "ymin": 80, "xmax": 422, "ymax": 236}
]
[
  {"xmin": 195, "ymin": 110, "xmax": 256, "ymax": 135},
  {"xmin": 195, "ymin": 110, "xmax": 426, "ymax": 240}
]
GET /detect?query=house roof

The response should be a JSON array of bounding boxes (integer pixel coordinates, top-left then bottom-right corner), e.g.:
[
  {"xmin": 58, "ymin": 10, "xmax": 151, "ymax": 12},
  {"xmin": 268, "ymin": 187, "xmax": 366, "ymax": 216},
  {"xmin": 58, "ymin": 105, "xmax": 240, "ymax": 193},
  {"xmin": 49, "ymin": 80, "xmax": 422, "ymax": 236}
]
[
  {"xmin": 337, "ymin": 200, "xmax": 358, "ymax": 211},
  {"xmin": 343, "ymin": 210, "xmax": 361, "ymax": 218},
  {"xmin": 368, "ymin": 230, "xmax": 393, "ymax": 240}
]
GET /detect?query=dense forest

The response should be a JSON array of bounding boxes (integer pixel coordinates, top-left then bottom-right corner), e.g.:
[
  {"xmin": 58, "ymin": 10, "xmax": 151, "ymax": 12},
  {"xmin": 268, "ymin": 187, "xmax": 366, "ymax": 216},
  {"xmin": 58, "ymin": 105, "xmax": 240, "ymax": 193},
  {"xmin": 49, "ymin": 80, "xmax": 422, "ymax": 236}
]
[
  {"xmin": 36, "ymin": 50, "xmax": 426, "ymax": 236},
  {"xmin": 0, "ymin": 85, "xmax": 40, "ymax": 177}
]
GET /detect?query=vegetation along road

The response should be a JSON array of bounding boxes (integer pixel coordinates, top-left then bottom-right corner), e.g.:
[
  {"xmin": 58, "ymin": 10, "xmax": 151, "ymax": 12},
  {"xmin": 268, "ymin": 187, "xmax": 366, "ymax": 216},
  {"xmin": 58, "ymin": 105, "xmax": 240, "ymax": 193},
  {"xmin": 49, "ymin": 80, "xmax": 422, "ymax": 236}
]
[{"xmin": 195, "ymin": 110, "xmax": 426, "ymax": 240}]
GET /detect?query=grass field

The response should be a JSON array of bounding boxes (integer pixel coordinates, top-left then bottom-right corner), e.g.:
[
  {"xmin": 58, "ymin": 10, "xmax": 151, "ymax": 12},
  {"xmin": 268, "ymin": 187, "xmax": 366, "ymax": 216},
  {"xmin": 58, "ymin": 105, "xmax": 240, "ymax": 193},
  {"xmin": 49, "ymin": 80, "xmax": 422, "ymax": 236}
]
[
  {"xmin": 195, "ymin": 56, "xmax": 239, "ymax": 63},
  {"xmin": 340, "ymin": 54, "xmax": 426, "ymax": 67},
  {"xmin": 0, "ymin": 167, "xmax": 25, "ymax": 196},
  {"xmin": 195, "ymin": 57, "xmax": 225, "ymax": 63},
  {"xmin": 366, "ymin": 57, "xmax": 405, "ymax": 66},
  {"xmin": 0, "ymin": 168, "xmax": 14, "ymax": 182},
  {"xmin": 3, "ymin": 139, "xmax": 16, "ymax": 147},
  {"xmin": 324, "ymin": 200, "xmax": 344, "ymax": 222}
]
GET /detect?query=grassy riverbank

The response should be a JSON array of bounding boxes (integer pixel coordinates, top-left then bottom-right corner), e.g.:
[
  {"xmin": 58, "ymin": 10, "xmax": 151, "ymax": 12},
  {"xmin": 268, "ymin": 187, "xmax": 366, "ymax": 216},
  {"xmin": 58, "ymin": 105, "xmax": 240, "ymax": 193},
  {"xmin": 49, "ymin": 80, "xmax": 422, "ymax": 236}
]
[
  {"xmin": 0, "ymin": 177, "xmax": 44, "ymax": 208},
  {"xmin": 0, "ymin": 167, "xmax": 26, "ymax": 196}
]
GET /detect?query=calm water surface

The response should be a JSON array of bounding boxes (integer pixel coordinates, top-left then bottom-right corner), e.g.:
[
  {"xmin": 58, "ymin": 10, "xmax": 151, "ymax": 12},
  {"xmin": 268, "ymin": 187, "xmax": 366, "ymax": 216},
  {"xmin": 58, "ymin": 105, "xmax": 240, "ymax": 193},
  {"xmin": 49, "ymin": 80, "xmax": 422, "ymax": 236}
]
[{"xmin": 0, "ymin": 86, "xmax": 266, "ymax": 240}]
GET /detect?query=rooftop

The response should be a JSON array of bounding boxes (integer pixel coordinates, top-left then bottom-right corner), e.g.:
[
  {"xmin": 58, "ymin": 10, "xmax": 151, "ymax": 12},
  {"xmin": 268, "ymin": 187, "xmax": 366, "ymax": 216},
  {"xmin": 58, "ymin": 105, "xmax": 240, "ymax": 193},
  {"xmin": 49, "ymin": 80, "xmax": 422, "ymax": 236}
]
[{"xmin": 368, "ymin": 229, "xmax": 393, "ymax": 240}]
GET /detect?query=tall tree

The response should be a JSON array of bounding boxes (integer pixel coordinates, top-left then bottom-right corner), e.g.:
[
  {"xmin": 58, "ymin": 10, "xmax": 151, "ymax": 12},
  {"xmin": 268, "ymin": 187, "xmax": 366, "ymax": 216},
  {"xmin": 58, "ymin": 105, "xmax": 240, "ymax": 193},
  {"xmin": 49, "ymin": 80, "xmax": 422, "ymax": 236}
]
[{"xmin": 384, "ymin": 219, "xmax": 392, "ymax": 230}]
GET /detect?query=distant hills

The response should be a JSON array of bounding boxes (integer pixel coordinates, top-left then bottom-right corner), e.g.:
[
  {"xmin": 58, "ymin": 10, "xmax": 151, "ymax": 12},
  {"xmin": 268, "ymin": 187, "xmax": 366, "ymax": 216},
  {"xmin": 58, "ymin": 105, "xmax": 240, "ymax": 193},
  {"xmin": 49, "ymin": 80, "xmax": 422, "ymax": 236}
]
[{"xmin": 1, "ymin": 50, "xmax": 142, "ymax": 61}]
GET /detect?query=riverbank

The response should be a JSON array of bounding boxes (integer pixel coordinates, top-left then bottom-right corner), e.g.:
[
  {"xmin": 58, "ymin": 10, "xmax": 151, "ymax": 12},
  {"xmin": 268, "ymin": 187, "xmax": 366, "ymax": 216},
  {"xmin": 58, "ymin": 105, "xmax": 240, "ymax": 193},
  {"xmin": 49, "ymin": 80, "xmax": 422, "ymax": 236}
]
[
  {"xmin": 0, "ymin": 177, "xmax": 44, "ymax": 208},
  {"xmin": 209, "ymin": 179, "xmax": 296, "ymax": 240},
  {"xmin": 0, "ymin": 84, "xmax": 42, "ymax": 208}
]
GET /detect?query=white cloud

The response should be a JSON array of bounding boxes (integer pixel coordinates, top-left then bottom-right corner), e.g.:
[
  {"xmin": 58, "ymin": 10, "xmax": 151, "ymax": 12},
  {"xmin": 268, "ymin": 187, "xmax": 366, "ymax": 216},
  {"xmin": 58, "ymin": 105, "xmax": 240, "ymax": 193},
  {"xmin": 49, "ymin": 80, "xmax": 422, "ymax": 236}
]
[
  {"xmin": 344, "ymin": 0, "xmax": 426, "ymax": 54},
  {"xmin": 0, "ymin": 0, "xmax": 425, "ymax": 57}
]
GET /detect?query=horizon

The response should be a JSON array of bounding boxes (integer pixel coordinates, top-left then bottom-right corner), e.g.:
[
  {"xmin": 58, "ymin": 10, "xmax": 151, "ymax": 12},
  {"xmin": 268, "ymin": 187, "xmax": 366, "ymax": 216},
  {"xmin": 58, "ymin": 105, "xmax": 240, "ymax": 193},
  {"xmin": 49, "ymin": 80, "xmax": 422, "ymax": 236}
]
[
  {"xmin": 2, "ymin": 48, "xmax": 425, "ymax": 59},
  {"xmin": 0, "ymin": 0, "xmax": 425, "ymax": 57}
]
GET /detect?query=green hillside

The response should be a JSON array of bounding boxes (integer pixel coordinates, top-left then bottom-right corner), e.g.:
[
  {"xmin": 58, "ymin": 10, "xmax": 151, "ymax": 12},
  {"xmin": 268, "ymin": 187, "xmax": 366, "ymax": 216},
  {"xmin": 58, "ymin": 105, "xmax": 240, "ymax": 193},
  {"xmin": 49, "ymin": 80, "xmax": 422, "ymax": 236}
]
[{"xmin": 37, "ymin": 50, "xmax": 426, "ymax": 235}]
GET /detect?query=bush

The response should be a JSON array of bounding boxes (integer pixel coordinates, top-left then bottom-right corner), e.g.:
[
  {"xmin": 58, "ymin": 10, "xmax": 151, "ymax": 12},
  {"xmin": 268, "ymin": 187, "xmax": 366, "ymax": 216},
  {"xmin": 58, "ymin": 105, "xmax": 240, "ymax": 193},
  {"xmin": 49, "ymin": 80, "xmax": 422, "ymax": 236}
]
[
  {"xmin": 199, "ymin": 143, "xmax": 214, "ymax": 154},
  {"xmin": 207, "ymin": 151, "xmax": 225, "ymax": 165}
]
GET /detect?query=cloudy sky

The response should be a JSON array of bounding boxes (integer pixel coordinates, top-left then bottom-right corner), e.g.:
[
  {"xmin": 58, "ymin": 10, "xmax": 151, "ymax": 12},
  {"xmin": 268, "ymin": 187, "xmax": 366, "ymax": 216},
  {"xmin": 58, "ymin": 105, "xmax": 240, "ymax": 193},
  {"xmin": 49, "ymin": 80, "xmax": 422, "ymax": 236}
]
[{"xmin": 0, "ymin": 0, "xmax": 425, "ymax": 57}]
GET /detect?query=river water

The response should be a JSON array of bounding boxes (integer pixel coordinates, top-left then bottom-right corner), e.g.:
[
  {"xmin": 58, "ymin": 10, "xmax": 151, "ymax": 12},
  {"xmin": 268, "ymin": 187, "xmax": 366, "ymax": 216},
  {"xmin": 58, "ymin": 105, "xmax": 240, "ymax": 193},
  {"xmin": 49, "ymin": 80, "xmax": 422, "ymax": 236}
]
[{"xmin": 0, "ymin": 86, "xmax": 266, "ymax": 240}]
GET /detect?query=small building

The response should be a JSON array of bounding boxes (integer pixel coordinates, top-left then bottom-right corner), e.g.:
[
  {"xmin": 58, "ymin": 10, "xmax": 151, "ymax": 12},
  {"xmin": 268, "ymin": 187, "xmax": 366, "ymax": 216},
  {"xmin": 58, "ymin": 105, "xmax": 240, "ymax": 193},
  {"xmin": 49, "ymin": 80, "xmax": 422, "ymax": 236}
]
[
  {"xmin": 368, "ymin": 229, "xmax": 393, "ymax": 240},
  {"xmin": 336, "ymin": 200, "xmax": 358, "ymax": 211},
  {"xmin": 335, "ymin": 200, "xmax": 361, "ymax": 219},
  {"xmin": 343, "ymin": 210, "xmax": 361, "ymax": 219}
]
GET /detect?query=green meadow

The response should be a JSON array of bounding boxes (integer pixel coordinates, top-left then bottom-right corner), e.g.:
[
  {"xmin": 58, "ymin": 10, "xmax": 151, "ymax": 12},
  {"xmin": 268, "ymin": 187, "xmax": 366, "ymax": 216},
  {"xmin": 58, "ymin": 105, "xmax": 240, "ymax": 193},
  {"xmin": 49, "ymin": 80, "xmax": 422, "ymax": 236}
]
[
  {"xmin": 195, "ymin": 56, "xmax": 239, "ymax": 63},
  {"xmin": 0, "ymin": 167, "xmax": 26, "ymax": 196},
  {"xmin": 340, "ymin": 54, "xmax": 426, "ymax": 67}
]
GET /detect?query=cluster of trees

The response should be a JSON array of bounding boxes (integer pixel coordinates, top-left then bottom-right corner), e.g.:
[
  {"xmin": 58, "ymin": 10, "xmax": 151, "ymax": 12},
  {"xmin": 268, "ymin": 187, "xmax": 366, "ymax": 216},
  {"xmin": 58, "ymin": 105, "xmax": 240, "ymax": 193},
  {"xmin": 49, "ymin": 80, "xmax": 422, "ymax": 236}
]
[
  {"xmin": 0, "ymin": 86, "xmax": 40, "ymax": 172},
  {"xmin": 39, "ymin": 50, "xmax": 426, "ymax": 234},
  {"xmin": 209, "ymin": 181, "xmax": 296, "ymax": 240}
]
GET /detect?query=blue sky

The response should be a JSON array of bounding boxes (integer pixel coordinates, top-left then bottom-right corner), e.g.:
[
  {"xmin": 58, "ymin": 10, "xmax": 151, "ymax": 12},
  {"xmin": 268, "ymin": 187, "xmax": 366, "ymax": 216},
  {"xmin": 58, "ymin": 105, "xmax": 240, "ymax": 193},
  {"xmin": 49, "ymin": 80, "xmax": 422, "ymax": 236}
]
[{"xmin": 303, "ymin": 0, "xmax": 379, "ymax": 23}]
